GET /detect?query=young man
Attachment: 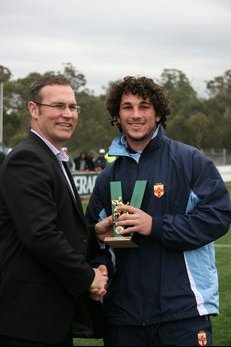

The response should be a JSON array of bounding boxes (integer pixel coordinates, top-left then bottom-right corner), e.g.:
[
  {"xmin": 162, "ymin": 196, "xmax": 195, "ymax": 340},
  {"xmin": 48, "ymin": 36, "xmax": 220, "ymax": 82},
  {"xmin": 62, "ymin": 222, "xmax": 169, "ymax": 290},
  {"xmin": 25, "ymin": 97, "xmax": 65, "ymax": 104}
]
[
  {"xmin": 86, "ymin": 76, "xmax": 231, "ymax": 346},
  {"xmin": 0, "ymin": 74, "xmax": 108, "ymax": 346}
]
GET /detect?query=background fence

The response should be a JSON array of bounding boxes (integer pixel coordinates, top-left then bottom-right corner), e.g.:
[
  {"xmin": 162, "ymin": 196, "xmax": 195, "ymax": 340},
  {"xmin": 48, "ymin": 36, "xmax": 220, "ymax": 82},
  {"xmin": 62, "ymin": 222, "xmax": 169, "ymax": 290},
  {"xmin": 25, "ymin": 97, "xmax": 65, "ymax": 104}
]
[{"xmin": 73, "ymin": 165, "xmax": 231, "ymax": 199}]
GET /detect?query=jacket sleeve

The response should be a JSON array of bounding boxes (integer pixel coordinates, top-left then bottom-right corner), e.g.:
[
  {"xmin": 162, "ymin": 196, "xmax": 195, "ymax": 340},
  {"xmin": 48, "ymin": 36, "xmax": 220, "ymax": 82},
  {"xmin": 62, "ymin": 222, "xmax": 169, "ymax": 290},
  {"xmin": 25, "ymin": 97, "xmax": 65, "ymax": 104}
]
[{"xmin": 152, "ymin": 151, "xmax": 231, "ymax": 251}]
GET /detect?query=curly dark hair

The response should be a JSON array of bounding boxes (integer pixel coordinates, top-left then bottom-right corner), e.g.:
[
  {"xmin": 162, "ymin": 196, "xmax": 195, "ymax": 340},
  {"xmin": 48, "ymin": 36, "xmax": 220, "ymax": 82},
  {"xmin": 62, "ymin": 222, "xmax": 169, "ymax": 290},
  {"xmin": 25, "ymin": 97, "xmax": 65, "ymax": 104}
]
[{"xmin": 106, "ymin": 76, "xmax": 171, "ymax": 131}]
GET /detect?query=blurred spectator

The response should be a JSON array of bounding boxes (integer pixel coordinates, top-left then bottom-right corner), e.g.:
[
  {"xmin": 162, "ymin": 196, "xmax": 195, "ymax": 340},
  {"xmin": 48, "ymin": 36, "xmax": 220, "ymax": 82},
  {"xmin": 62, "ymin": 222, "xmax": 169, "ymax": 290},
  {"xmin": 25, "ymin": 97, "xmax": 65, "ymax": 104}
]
[
  {"xmin": 74, "ymin": 151, "xmax": 95, "ymax": 171},
  {"xmin": 94, "ymin": 148, "xmax": 108, "ymax": 172},
  {"xmin": 86, "ymin": 152, "xmax": 95, "ymax": 171}
]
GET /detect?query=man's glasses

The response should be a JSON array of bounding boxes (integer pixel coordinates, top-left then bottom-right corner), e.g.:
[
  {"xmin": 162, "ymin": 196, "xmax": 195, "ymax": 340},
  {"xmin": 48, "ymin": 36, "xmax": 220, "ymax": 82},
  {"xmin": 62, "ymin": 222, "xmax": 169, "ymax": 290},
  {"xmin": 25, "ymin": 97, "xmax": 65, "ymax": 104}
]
[{"xmin": 34, "ymin": 102, "xmax": 81, "ymax": 114}]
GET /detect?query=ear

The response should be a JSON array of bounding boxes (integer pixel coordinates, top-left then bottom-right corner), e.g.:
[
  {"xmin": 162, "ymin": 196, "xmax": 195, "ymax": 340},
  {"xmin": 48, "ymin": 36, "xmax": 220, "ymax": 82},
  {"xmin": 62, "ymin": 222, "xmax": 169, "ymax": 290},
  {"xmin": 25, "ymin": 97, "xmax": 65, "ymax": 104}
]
[
  {"xmin": 28, "ymin": 101, "xmax": 39, "ymax": 120},
  {"xmin": 156, "ymin": 115, "xmax": 161, "ymax": 123}
]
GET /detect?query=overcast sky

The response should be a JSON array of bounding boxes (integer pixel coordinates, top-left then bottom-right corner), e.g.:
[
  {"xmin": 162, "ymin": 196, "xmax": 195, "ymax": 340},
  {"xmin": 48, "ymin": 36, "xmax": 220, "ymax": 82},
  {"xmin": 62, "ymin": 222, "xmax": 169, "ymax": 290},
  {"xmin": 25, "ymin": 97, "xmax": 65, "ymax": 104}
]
[{"xmin": 1, "ymin": 0, "xmax": 230, "ymax": 96}]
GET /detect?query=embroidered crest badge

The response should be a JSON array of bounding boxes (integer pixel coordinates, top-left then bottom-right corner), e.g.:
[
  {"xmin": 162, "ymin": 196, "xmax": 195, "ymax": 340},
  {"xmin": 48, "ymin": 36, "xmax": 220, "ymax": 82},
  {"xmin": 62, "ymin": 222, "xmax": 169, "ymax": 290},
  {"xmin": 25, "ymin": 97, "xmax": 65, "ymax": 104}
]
[
  {"xmin": 198, "ymin": 330, "xmax": 207, "ymax": 346},
  {"xmin": 153, "ymin": 183, "xmax": 164, "ymax": 198}
]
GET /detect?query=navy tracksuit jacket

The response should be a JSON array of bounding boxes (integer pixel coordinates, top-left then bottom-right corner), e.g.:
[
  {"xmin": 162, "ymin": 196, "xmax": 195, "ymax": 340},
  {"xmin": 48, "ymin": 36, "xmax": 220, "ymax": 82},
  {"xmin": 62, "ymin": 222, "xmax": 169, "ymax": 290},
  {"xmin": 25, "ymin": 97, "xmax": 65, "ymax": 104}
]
[{"xmin": 86, "ymin": 125, "xmax": 231, "ymax": 326}]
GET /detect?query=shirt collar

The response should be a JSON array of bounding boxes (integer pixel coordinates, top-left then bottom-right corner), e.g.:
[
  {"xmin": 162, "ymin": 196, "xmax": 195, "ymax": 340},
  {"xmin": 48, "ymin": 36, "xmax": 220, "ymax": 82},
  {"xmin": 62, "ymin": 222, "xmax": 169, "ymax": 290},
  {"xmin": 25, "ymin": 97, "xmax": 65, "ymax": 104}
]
[{"xmin": 30, "ymin": 129, "xmax": 69, "ymax": 162}]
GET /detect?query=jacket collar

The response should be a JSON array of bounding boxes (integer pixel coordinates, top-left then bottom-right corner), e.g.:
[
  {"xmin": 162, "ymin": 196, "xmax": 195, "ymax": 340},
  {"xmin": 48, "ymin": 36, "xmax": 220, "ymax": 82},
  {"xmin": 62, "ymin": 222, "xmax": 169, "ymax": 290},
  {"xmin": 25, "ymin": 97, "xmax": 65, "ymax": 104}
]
[{"xmin": 108, "ymin": 124, "xmax": 166, "ymax": 160}]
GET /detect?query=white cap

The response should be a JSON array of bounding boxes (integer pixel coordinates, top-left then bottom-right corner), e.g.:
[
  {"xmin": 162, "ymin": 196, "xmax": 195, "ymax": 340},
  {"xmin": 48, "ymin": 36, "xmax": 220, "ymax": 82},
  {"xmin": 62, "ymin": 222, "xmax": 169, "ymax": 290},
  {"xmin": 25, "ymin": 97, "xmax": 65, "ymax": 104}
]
[{"xmin": 99, "ymin": 148, "xmax": 106, "ymax": 154}]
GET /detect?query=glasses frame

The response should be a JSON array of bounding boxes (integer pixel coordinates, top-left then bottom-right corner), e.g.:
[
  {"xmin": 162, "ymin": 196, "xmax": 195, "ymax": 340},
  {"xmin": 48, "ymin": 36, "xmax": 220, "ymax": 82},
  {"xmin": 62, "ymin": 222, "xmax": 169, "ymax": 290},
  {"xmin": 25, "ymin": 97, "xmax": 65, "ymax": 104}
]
[{"xmin": 34, "ymin": 101, "xmax": 81, "ymax": 114}]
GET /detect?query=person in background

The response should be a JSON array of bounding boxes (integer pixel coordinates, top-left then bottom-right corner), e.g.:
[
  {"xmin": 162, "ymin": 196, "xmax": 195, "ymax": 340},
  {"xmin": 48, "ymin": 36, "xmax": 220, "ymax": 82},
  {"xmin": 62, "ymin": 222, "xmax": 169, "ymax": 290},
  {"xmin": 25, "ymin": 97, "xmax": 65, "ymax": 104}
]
[
  {"xmin": 0, "ymin": 74, "xmax": 108, "ymax": 346},
  {"xmin": 94, "ymin": 148, "xmax": 108, "ymax": 172},
  {"xmin": 74, "ymin": 151, "xmax": 95, "ymax": 172},
  {"xmin": 87, "ymin": 152, "xmax": 96, "ymax": 171},
  {"xmin": 86, "ymin": 76, "xmax": 231, "ymax": 346}
]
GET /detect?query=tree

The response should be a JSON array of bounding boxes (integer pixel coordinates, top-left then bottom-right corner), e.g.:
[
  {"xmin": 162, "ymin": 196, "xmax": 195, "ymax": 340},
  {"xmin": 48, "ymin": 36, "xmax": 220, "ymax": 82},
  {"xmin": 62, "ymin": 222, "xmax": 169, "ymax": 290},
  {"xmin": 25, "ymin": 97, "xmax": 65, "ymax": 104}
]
[
  {"xmin": 2, "ymin": 64, "xmax": 231, "ymax": 155},
  {"xmin": 68, "ymin": 92, "xmax": 117, "ymax": 156},
  {"xmin": 160, "ymin": 68, "xmax": 200, "ymax": 118},
  {"xmin": 3, "ymin": 63, "xmax": 91, "ymax": 148},
  {"xmin": 3, "ymin": 72, "xmax": 42, "ymax": 145},
  {"xmin": 186, "ymin": 112, "xmax": 212, "ymax": 149},
  {"xmin": 0, "ymin": 66, "xmax": 11, "ymax": 83},
  {"xmin": 58, "ymin": 62, "xmax": 87, "ymax": 93},
  {"xmin": 204, "ymin": 70, "xmax": 231, "ymax": 150},
  {"xmin": 206, "ymin": 69, "xmax": 231, "ymax": 98}
]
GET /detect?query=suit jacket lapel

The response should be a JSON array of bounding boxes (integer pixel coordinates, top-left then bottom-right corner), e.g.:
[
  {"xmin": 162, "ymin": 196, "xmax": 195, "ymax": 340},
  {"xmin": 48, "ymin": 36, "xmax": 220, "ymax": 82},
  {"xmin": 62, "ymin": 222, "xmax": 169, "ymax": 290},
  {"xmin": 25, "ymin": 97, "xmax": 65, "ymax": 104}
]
[{"xmin": 62, "ymin": 161, "xmax": 86, "ymax": 223}]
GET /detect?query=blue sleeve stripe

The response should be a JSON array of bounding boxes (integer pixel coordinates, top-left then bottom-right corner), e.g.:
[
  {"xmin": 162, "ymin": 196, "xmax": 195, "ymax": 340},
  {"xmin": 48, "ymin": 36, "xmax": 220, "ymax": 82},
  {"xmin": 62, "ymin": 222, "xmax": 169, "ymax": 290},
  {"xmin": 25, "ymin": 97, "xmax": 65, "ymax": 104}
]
[{"xmin": 184, "ymin": 191, "xmax": 219, "ymax": 315}]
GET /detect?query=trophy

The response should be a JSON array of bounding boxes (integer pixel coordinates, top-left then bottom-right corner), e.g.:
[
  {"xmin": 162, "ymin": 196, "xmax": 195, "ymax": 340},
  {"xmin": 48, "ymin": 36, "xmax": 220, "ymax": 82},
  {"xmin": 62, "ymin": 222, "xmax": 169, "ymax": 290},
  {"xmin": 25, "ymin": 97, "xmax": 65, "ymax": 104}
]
[
  {"xmin": 104, "ymin": 180, "xmax": 147, "ymax": 248},
  {"xmin": 104, "ymin": 196, "xmax": 138, "ymax": 248}
]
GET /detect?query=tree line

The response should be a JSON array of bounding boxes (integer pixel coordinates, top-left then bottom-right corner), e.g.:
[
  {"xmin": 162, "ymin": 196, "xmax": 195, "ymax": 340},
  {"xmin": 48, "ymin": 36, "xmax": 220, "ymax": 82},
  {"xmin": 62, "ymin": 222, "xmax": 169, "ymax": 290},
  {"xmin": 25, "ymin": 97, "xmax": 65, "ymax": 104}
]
[{"xmin": 1, "ymin": 63, "xmax": 231, "ymax": 158}]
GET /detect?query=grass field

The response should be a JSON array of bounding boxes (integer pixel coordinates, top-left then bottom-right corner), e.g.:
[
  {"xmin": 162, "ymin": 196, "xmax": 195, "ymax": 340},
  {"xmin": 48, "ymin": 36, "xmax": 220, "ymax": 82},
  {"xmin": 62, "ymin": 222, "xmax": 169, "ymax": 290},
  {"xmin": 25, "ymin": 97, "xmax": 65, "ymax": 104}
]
[{"xmin": 74, "ymin": 184, "xmax": 231, "ymax": 346}]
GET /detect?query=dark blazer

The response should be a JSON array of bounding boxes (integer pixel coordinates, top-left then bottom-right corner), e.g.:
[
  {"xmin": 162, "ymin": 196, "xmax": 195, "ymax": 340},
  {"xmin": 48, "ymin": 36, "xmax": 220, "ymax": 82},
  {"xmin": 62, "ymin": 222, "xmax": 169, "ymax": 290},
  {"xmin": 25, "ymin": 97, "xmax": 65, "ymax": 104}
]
[{"xmin": 0, "ymin": 132, "xmax": 95, "ymax": 344}]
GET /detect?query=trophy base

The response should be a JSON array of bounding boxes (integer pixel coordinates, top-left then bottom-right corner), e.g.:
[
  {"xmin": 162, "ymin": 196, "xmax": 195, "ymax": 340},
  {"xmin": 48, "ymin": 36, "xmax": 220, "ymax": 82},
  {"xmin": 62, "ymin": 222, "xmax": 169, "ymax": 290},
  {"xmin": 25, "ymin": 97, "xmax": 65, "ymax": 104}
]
[{"xmin": 104, "ymin": 236, "xmax": 138, "ymax": 248}]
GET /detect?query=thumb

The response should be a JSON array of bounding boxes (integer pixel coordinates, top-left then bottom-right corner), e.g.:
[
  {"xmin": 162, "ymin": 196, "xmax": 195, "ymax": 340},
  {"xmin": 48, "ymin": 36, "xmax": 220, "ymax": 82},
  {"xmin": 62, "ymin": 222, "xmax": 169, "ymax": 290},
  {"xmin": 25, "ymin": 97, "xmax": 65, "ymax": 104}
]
[{"xmin": 98, "ymin": 264, "xmax": 108, "ymax": 276}]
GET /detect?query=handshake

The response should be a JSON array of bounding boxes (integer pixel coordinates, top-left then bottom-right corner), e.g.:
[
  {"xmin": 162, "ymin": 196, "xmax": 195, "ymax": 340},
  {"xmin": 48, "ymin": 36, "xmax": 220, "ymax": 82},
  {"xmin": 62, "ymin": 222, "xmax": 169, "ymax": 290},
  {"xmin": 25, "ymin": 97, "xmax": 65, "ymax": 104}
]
[{"xmin": 89, "ymin": 264, "xmax": 108, "ymax": 302}]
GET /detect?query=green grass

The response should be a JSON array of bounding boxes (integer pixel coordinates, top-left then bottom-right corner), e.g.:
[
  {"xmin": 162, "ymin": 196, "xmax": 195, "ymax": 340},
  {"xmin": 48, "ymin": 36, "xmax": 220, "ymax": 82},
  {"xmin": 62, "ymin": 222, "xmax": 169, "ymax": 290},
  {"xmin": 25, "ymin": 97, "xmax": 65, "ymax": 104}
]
[
  {"xmin": 211, "ymin": 243, "xmax": 231, "ymax": 345},
  {"xmin": 74, "ymin": 338, "xmax": 103, "ymax": 346},
  {"xmin": 76, "ymin": 184, "xmax": 231, "ymax": 346},
  {"xmin": 211, "ymin": 182, "xmax": 231, "ymax": 346}
]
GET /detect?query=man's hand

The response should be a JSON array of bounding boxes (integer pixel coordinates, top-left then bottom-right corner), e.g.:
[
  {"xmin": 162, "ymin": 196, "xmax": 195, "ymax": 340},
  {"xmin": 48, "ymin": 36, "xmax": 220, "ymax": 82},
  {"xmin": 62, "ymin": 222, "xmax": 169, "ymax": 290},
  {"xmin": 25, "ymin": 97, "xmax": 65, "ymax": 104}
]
[
  {"xmin": 114, "ymin": 205, "xmax": 152, "ymax": 236},
  {"xmin": 95, "ymin": 216, "xmax": 114, "ymax": 241},
  {"xmin": 89, "ymin": 265, "xmax": 108, "ymax": 302}
]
